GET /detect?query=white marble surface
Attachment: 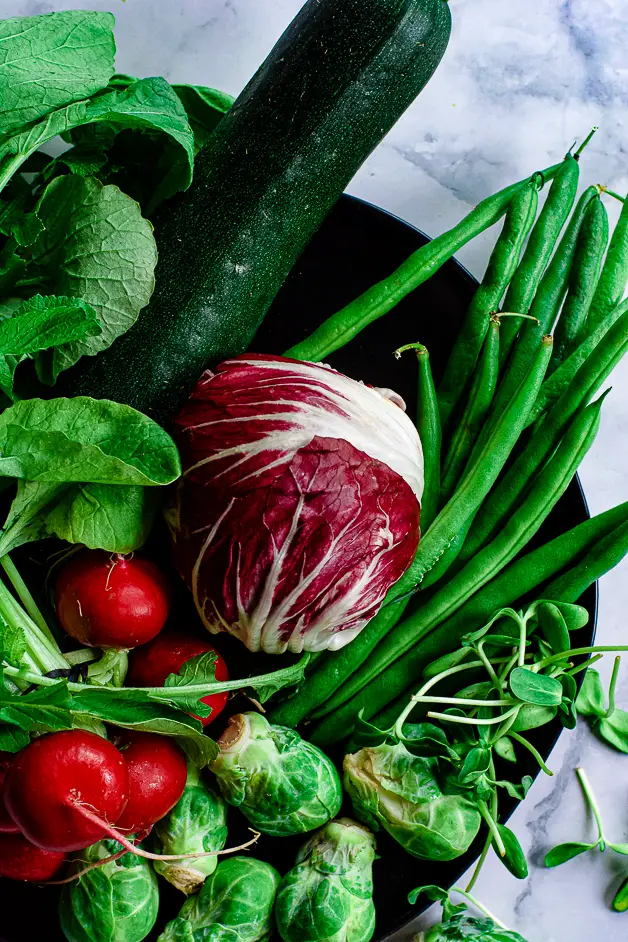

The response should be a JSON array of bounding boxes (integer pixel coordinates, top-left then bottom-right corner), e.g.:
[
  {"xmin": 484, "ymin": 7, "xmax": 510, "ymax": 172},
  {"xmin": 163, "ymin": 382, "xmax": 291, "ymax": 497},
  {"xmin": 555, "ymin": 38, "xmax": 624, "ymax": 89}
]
[{"xmin": 5, "ymin": 0, "xmax": 628, "ymax": 938}]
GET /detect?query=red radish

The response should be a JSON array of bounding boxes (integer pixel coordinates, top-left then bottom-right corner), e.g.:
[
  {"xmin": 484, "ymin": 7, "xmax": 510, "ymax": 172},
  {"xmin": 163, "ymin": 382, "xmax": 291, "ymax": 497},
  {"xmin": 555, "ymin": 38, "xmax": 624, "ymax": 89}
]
[
  {"xmin": 127, "ymin": 630, "xmax": 229, "ymax": 725},
  {"xmin": 3, "ymin": 730, "xmax": 129, "ymax": 852},
  {"xmin": 114, "ymin": 732, "xmax": 187, "ymax": 833},
  {"xmin": 0, "ymin": 832, "xmax": 66, "ymax": 881},
  {"xmin": 56, "ymin": 551, "xmax": 170, "ymax": 648},
  {"xmin": 0, "ymin": 754, "xmax": 20, "ymax": 834}
]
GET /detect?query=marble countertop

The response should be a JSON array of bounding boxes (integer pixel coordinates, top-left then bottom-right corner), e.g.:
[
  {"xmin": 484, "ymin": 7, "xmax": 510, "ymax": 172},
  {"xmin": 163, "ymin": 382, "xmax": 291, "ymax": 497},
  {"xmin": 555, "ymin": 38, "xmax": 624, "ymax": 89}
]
[{"xmin": 5, "ymin": 1, "xmax": 628, "ymax": 939}]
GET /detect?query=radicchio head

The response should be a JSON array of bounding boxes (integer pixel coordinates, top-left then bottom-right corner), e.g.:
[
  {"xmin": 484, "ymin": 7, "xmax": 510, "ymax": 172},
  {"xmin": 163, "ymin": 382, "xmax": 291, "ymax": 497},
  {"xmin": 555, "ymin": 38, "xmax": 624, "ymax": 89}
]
[{"xmin": 169, "ymin": 355, "xmax": 423, "ymax": 654}]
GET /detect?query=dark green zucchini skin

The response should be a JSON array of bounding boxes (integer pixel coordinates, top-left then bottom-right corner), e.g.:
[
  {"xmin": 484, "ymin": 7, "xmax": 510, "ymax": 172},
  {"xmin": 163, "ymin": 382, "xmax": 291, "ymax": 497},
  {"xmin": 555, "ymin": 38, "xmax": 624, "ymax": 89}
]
[{"xmin": 61, "ymin": 0, "xmax": 451, "ymax": 426}]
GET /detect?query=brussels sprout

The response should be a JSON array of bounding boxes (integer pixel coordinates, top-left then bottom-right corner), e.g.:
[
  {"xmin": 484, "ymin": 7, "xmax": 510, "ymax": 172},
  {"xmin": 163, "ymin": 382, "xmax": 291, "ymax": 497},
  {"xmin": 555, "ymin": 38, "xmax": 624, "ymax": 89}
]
[
  {"xmin": 275, "ymin": 817, "xmax": 376, "ymax": 942},
  {"xmin": 343, "ymin": 742, "xmax": 481, "ymax": 861},
  {"xmin": 423, "ymin": 914, "xmax": 528, "ymax": 941},
  {"xmin": 158, "ymin": 856, "xmax": 280, "ymax": 942},
  {"xmin": 152, "ymin": 762, "xmax": 228, "ymax": 894},
  {"xmin": 210, "ymin": 712, "xmax": 342, "ymax": 836},
  {"xmin": 59, "ymin": 840, "xmax": 159, "ymax": 942}
]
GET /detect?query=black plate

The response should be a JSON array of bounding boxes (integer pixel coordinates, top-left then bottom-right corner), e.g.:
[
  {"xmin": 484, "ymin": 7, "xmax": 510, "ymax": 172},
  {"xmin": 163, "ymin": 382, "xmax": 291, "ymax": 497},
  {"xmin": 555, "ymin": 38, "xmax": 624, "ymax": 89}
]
[{"xmin": 0, "ymin": 195, "xmax": 597, "ymax": 942}]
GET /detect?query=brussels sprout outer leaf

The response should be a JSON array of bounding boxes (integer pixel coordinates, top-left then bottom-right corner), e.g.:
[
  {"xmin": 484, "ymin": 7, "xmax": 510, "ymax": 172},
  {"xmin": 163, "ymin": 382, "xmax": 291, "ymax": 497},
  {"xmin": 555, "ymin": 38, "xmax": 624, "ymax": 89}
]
[
  {"xmin": 275, "ymin": 818, "xmax": 376, "ymax": 942},
  {"xmin": 158, "ymin": 856, "xmax": 280, "ymax": 942},
  {"xmin": 153, "ymin": 763, "xmax": 228, "ymax": 894},
  {"xmin": 59, "ymin": 840, "xmax": 159, "ymax": 942},
  {"xmin": 211, "ymin": 713, "xmax": 342, "ymax": 837}
]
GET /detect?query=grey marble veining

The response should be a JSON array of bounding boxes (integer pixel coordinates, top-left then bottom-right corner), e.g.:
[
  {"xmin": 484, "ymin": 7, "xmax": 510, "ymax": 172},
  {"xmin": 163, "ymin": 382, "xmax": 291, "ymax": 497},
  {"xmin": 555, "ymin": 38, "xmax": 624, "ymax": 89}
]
[{"xmin": 3, "ymin": 1, "xmax": 628, "ymax": 939}]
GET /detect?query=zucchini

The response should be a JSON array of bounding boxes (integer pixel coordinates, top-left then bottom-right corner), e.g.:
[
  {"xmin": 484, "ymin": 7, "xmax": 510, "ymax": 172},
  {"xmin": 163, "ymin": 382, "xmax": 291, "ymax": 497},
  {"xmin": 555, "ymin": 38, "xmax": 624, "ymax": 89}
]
[{"xmin": 61, "ymin": 0, "xmax": 451, "ymax": 426}]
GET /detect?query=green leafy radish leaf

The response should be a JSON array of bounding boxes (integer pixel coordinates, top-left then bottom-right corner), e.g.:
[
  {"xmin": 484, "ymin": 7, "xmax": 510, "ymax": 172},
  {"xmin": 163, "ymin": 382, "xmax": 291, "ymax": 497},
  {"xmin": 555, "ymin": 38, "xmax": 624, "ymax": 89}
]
[
  {"xmin": 22, "ymin": 175, "xmax": 156, "ymax": 380},
  {"xmin": 544, "ymin": 841, "xmax": 596, "ymax": 868},
  {"xmin": 0, "ymin": 296, "xmax": 102, "ymax": 394},
  {"xmin": 0, "ymin": 78, "xmax": 194, "ymax": 207},
  {"xmin": 402, "ymin": 722, "xmax": 459, "ymax": 760},
  {"xmin": 0, "ymin": 613, "xmax": 26, "ymax": 667},
  {"xmin": 44, "ymin": 483, "xmax": 159, "ymax": 553},
  {"xmin": 69, "ymin": 688, "xmax": 219, "ymax": 767},
  {"xmin": 0, "ymin": 679, "xmax": 73, "ymax": 732},
  {"xmin": 0, "ymin": 11, "xmax": 115, "ymax": 137},
  {"xmin": 162, "ymin": 653, "xmax": 218, "ymax": 716},
  {"xmin": 575, "ymin": 669, "xmax": 606, "ymax": 718},
  {"xmin": 597, "ymin": 710, "xmax": 628, "ymax": 754},
  {"xmin": 537, "ymin": 602, "xmax": 571, "ymax": 655},
  {"xmin": 0, "ymin": 725, "xmax": 29, "ymax": 752},
  {"xmin": 173, "ymin": 84, "xmax": 233, "ymax": 152},
  {"xmin": 0, "ymin": 481, "xmax": 70, "ymax": 557},
  {"xmin": 509, "ymin": 668, "xmax": 563, "ymax": 706},
  {"xmin": 0, "ymin": 397, "xmax": 181, "ymax": 485},
  {"xmin": 493, "ymin": 736, "xmax": 517, "ymax": 763},
  {"xmin": 493, "ymin": 824, "xmax": 528, "ymax": 879}
]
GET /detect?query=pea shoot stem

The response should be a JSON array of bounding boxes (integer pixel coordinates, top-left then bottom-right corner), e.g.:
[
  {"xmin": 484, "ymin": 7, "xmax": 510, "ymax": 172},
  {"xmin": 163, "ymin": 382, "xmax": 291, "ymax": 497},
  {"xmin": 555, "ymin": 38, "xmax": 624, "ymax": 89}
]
[
  {"xmin": 537, "ymin": 646, "xmax": 628, "ymax": 671},
  {"xmin": 478, "ymin": 802, "xmax": 506, "ymax": 857},
  {"xmin": 606, "ymin": 657, "xmax": 621, "ymax": 718},
  {"xmin": 509, "ymin": 731, "xmax": 553, "ymax": 776},
  {"xmin": 427, "ymin": 706, "xmax": 519, "ymax": 727},
  {"xmin": 576, "ymin": 768, "xmax": 606, "ymax": 849}
]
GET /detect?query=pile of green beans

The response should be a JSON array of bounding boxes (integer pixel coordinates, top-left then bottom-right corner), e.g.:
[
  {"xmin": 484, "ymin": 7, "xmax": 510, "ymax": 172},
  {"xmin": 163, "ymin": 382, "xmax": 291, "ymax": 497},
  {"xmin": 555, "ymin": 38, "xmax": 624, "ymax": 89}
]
[{"xmin": 273, "ymin": 142, "xmax": 628, "ymax": 743}]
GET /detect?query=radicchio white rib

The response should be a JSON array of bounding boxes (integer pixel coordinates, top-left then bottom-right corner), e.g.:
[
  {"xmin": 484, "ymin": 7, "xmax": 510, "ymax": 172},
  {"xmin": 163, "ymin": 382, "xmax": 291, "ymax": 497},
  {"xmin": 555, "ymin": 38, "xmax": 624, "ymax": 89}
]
[{"xmin": 169, "ymin": 355, "xmax": 423, "ymax": 654}]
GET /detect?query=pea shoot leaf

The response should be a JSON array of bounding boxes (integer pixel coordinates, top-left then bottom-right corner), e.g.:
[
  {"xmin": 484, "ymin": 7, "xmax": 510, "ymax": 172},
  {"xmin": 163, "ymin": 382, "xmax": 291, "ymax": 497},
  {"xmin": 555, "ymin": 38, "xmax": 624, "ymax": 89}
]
[
  {"xmin": 0, "ymin": 11, "xmax": 115, "ymax": 137},
  {"xmin": 544, "ymin": 841, "xmax": 596, "ymax": 868},
  {"xmin": 575, "ymin": 669, "xmax": 606, "ymax": 717},
  {"xmin": 509, "ymin": 668, "xmax": 563, "ymax": 706},
  {"xmin": 493, "ymin": 823, "xmax": 528, "ymax": 879},
  {"xmin": 536, "ymin": 602, "xmax": 571, "ymax": 654},
  {"xmin": 596, "ymin": 710, "xmax": 628, "ymax": 754},
  {"xmin": 493, "ymin": 736, "xmax": 517, "ymax": 763}
]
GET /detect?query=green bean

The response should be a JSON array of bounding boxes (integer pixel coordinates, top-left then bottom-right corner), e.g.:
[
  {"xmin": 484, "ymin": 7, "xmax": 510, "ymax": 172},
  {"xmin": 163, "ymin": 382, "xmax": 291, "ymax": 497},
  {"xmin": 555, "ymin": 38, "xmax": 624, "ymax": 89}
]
[
  {"xmin": 459, "ymin": 302, "xmax": 628, "ymax": 564},
  {"xmin": 310, "ymin": 500, "xmax": 628, "ymax": 744},
  {"xmin": 550, "ymin": 193, "xmax": 609, "ymax": 370},
  {"xmin": 267, "ymin": 596, "xmax": 407, "ymax": 728},
  {"xmin": 497, "ymin": 156, "xmax": 580, "ymax": 367},
  {"xmin": 491, "ymin": 180, "xmax": 595, "ymax": 415},
  {"xmin": 387, "ymin": 336, "xmax": 553, "ymax": 604},
  {"xmin": 439, "ymin": 316, "xmax": 500, "ymax": 506},
  {"xmin": 284, "ymin": 164, "xmax": 561, "ymax": 363},
  {"xmin": 541, "ymin": 520, "xmax": 628, "ymax": 602},
  {"xmin": 586, "ymin": 189, "xmax": 628, "ymax": 330},
  {"xmin": 311, "ymin": 387, "xmax": 599, "ymax": 727},
  {"xmin": 396, "ymin": 343, "xmax": 441, "ymax": 533},
  {"xmin": 437, "ymin": 179, "xmax": 540, "ymax": 427},
  {"xmin": 525, "ymin": 296, "xmax": 628, "ymax": 429}
]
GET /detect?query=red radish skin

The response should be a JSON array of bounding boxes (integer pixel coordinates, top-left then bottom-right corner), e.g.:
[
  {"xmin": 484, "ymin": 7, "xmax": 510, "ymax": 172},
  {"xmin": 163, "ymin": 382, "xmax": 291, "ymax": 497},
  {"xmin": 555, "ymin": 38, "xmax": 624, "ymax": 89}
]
[
  {"xmin": 4, "ymin": 730, "xmax": 129, "ymax": 852},
  {"xmin": 114, "ymin": 733, "xmax": 187, "ymax": 833},
  {"xmin": 0, "ymin": 754, "xmax": 20, "ymax": 834},
  {"xmin": 56, "ymin": 551, "xmax": 170, "ymax": 648},
  {"xmin": 0, "ymin": 832, "xmax": 66, "ymax": 881},
  {"xmin": 127, "ymin": 630, "xmax": 229, "ymax": 725}
]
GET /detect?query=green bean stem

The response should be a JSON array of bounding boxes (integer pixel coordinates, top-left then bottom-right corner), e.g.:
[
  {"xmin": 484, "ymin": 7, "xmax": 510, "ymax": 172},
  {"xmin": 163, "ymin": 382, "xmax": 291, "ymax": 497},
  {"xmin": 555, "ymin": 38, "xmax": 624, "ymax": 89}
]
[
  {"xmin": 310, "ymin": 390, "xmax": 599, "ymax": 731},
  {"xmin": 310, "ymin": 501, "xmax": 628, "ymax": 744},
  {"xmin": 497, "ymin": 155, "xmax": 580, "ymax": 366},
  {"xmin": 284, "ymin": 165, "xmax": 561, "ymax": 363},
  {"xmin": 550, "ymin": 193, "xmax": 609, "ymax": 371},
  {"xmin": 387, "ymin": 336, "xmax": 554, "ymax": 604},
  {"xmin": 437, "ymin": 179, "xmax": 540, "ymax": 427},
  {"xmin": 396, "ymin": 343, "xmax": 441, "ymax": 533},
  {"xmin": 459, "ymin": 302, "xmax": 628, "ymax": 564},
  {"xmin": 491, "ymin": 181, "xmax": 596, "ymax": 415},
  {"xmin": 439, "ymin": 316, "xmax": 500, "ymax": 506},
  {"xmin": 587, "ymin": 189, "xmax": 628, "ymax": 330}
]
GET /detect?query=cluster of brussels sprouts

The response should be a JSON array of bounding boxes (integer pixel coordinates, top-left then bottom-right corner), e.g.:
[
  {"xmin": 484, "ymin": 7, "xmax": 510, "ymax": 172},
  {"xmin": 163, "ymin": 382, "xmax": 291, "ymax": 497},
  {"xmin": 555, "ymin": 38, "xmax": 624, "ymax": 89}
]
[{"xmin": 59, "ymin": 709, "xmax": 503, "ymax": 942}]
